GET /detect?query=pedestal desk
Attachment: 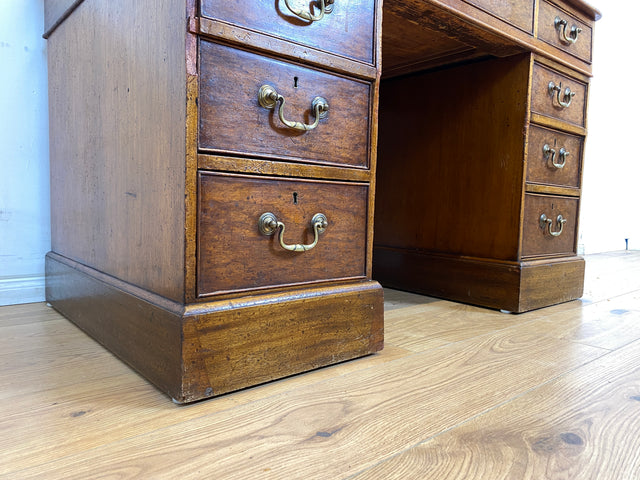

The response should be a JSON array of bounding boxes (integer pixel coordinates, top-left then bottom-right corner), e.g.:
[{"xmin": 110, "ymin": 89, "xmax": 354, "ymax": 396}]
[{"xmin": 44, "ymin": 0, "xmax": 599, "ymax": 402}]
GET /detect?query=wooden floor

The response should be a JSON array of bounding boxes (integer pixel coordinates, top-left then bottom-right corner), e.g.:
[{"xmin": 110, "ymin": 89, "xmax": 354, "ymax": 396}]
[{"xmin": 2, "ymin": 252, "xmax": 640, "ymax": 479}]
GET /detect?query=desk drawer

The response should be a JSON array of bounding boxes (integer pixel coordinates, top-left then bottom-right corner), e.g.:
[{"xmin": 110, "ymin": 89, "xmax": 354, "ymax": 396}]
[
  {"xmin": 522, "ymin": 193, "xmax": 578, "ymax": 258},
  {"xmin": 531, "ymin": 62, "xmax": 587, "ymax": 128},
  {"xmin": 538, "ymin": 0, "xmax": 593, "ymax": 63},
  {"xmin": 200, "ymin": 0, "xmax": 376, "ymax": 65},
  {"xmin": 462, "ymin": 0, "xmax": 534, "ymax": 32},
  {"xmin": 527, "ymin": 124, "xmax": 583, "ymax": 188},
  {"xmin": 198, "ymin": 40, "xmax": 371, "ymax": 169},
  {"xmin": 197, "ymin": 172, "xmax": 368, "ymax": 297}
]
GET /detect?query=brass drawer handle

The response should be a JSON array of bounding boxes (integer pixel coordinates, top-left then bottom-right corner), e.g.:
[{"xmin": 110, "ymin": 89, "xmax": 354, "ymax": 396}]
[
  {"xmin": 543, "ymin": 144, "xmax": 570, "ymax": 169},
  {"xmin": 548, "ymin": 81, "xmax": 576, "ymax": 109},
  {"xmin": 259, "ymin": 85, "xmax": 329, "ymax": 132},
  {"xmin": 540, "ymin": 214, "xmax": 567, "ymax": 237},
  {"xmin": 259, "ymin": 212, "xmax": 328, "ymax": 252},
  {"xmin": 555, "ymin": 16, "xmax": 582, "ymax": 45},
  {"xmin": 284, "ymin": 0, "xmax": 334, "ymax": 22}
]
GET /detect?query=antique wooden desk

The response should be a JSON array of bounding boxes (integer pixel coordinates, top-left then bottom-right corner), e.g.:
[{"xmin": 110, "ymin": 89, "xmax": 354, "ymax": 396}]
[{"xmin": 44, "ymin": 0, "xmax": 599, "ymax": 402}]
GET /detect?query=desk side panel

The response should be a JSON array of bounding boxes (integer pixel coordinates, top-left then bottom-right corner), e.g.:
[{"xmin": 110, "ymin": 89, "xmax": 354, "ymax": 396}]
[{"xmin": 47, "ymin": 0, "xmax": 188, "ymax": 301}]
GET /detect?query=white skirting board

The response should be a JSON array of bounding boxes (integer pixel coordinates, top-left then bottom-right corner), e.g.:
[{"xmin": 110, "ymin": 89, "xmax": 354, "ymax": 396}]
[{"xmin": 0, "ymin": 275, "xmax": 46, "ymax": 306}]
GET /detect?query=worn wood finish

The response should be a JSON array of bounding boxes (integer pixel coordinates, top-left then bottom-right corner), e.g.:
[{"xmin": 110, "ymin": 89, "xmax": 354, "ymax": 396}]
[
  {"xmin": 375, "ymin": 54, "xmax": 531, "ymax": 261},
  {"xmin": 463, "ymin": 0, "xmax": 534, "ymax": 32},
  {"xmin": 45, "ymin": 252, "xmax": 383, "ymax": 403},
  {"xmin": 45, "ymin": 0, "xmax": 383, "ymax": 402},
  {"xmin": 197, "ymin": 154, "xmax": 372, "ymax": 182},
  {"xmin": 196, "ymin": 17, "xmax": 378, "ymax": 81},
  {"xmin": 373, "ymin": 247, "xmax": 525, "ymax": 312},
  {"xmin": 526, "ymin": 124, "xmax": 583, "ymax": 188},
  {"xmin": 198, "ymin": 40, "xmax": 372, "ymax": 169},
  {"xmin": 182, "ymin": 281, "xmax": 384, "ymax": 400},
  {"xmin": 518, "ymin": 256, "xmax": 585, "ymax": 311},
  {"xmin": 538, "ymin": 0, "xmax": 593, "ymax": 63},
  {"xmin": 381, "ymin": 0, "xmax": 596, "ymax": 78},
  {"xmin": 197, "ymin": 172, "xmax": 368, "ymax": 296},
  {"xmin": 531, "ymin": 61, "xmax": 588, "ymax": 128},
  {"xmin": 522, "ymin": 193, "xmax": 579, "ymax": 258},
  {"xmin": 374, "ymin": 248, "xmax": 586, "ymax": 313},
  {"xmin": 45, "ymin": 253, "xmax": 185, "ymax": 400},
  {"xmin": 47, "ymin": 0, "xmax": 188, "ymax": 302},
  {"xmin": 381, "ymin": 8, "xmax": 480, "ymax": 78},
  {"xmin": 200, "ymin": 0, "xmax": 376, "ymax": 65}
]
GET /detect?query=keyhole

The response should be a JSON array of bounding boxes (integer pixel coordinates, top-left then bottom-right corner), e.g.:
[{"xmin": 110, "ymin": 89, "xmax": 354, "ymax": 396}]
[
  {"xmin": 294, "ymin": 77, "xmax": 299, "ymax": 88},
  {"xmin": 293, "ymin": 192, "xmax": 298, "ymax": 205}
]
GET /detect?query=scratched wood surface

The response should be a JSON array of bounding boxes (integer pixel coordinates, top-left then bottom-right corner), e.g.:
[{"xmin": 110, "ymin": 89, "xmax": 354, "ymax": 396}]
[{"xmin": 1, "ymin": 251, "xmax": 640, "ymax": 478}]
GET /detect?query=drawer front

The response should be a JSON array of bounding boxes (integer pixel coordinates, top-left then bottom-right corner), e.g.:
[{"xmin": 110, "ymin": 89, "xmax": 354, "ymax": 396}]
[
  {"xmin": 198, "ymin": 40, "xmax": 371, "ymax": 169},
  {"xmin": 538, "ymin": 1, "xmax": 593, "ymax": 63},
  {"xmin": 526, "ymin": 124, "xmax": 583, "ymax": 188},
  {"xmin": 197, "ymin": 172, "xmax": 368, "ymax": 296},
  {"xmin": 200, "ymin": 0, "xmax": 376, "ymax": 65},
  {"xmin": 463, "ymin": 0, "xmax": 534, "ymax": 32},
  {"xmin": 531, "ymin": 62, "xmax": 587, "ymax": 128},
  {"xmin": 522, "ymin": 193, "xmax": 578, "ymax": 258}
]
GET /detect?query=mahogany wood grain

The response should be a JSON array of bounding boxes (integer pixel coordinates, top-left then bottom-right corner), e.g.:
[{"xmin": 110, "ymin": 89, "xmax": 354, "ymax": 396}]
[
  {"xmin": 522, "ymin": 193, "xmax": 579, "ymax": 258},
  {"xmin": 381, "ymin": 7, "xmax": 480, "ymax": 78},
  {"xmin": 375, "ymin": 54, "xmax": 531, "ymax": 261},
  {"xmin": 518, "ymin": 256, "xmax": 585, "ymax": 311},
  {"xmin": 531, "ymin": 61, "xmax": 588, "ymax": 128},
  {"xmin": 196, "ymin": 17, "xmax": 377, "ymax": 81},
  {"xmin": 382, "ymin": 0, "xmax": 595, "ymax": 77},
  {"xmin": 197, "ymin": 154, "xmax": 372, "ymax": 182},
  {"xmin": 463, "ymin": 0, "xmax": 534, "ymax": 32},
  {"xmin": 45, "ymin": 253, "xmax": 185, "ymax": 399},
  {"xmin": 45, "ymin": 252, "xmax": 383, "ymax": 403},
  {"xmin": 197, "ymin": 172, "xmax": 368, "ymax": 296},
  {"xmin": 47, "ymin": 0, "xmax": 188, "ymax": 302},
  {"xmin": 198, "ymin": 40, "xmax": 372, "ymax": 169},
  {"xmin": 526, "ymin": 124, "xmax": 584, "ymax": 189},
  {"xmin": 200, "ymin": 0, "xmax": 376, "ymax": 65},
  {"xmin": 538, "ymin": 0, "xmax": 594, "ymax": 63}
]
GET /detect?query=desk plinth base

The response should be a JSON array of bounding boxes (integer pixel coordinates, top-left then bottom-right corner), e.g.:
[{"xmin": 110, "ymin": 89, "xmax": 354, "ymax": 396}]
[
  {"xmin": 45, "ymin": 253, "xmax": 384, "ymax": 403},
  {"xmin": 373, "ymin": 247, "xmax": 584, "ymax": 313}
]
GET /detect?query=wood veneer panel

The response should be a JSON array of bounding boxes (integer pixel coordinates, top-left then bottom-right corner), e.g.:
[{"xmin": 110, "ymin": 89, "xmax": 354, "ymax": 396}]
[
  {"xmin": 464, "ymin": 0, "xmax": 534, "ymax": 32},
  {"xmin": 526, "ymin": 124, "xmax": 583, "ymax": 188},
  {"xmin": 47, "ymin": 0, "xmax": 188, "ymax": 301},
  {"xmin": 197, "ymin": 172, "xmax": 368, "ymax": 296},
  {"xmin": 200, "ymin": 0, "xmax": 376, "ymax": 65},
  {"xmin": 375, "ymin": 54, "xmax": 530, "ymax": 261},
  {"xmin": 198, "ymin": 40, "xmax": 372, "ymax": 169}
]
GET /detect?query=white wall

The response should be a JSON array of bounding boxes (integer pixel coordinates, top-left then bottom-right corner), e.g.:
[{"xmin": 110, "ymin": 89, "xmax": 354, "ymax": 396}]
[
  {"xmin": 580, "ymin": 1, "xmax": 640, "ymax": 253},
  {"xmin": 0, "ymin": 0, "xmax": 50, "ymax": 305},
  {"xmin": 0, "ymin": 1, "xmax": 635, "ymax": 305}
]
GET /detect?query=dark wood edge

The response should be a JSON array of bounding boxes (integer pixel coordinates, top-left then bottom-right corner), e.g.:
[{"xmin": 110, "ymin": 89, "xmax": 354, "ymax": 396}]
[
  {"xmin": 372, "ymin": 246, "xmax": 585, "ymax": 312},
  {"xmin": 197, "ymin": 154, "xmax": 372, "ymax": 182},
  {"xmin": 558, "ymin": 0, "xmax": 602, "ymax": 21},
  {"xmin": 43, "ymin": 0, "xmax": 85, "ymax": 38},
  {"xmin": 46, "ymin": 252, "xmax": 185, "ymax": 315},
  {"xmin": 373, "ymin": 246, "xmax": 524, "ymax": 312},
  {"xmin": 525, "ymin": 183, "xmax": 581, "ymax": 197},
  {"xmin": 195, "ymin": 17, "xmax": 378, "ymax": 81},
  {"xmin": 45, "ymin": 252, "xmax": 185, "ymax": 401}
]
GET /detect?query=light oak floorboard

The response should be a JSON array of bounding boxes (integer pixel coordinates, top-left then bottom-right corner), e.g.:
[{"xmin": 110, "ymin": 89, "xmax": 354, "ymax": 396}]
[
  {"xmin": 352, "ymin": 337, "xmax": 640, "ymax": 480},
  {"xmin": 1, "ymin": 251, "xmax": 639, "ymax": 478}
]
